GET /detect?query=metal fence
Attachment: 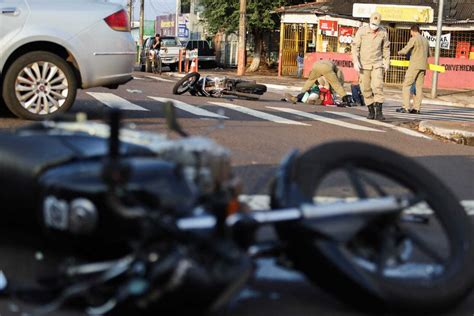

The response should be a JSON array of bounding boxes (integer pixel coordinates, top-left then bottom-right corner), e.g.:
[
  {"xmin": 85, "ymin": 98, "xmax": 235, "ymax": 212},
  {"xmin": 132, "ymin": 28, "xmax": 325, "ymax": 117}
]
[{"xmin": 279, "ymin": 22, "xmax": 474, "ymax": 83}]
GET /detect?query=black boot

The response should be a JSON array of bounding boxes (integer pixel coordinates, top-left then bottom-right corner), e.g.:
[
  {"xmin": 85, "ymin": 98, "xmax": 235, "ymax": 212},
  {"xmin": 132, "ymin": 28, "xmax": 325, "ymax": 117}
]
[
  {"xmin": 367, "ymin": 104, "xmax": 375, "ymax": 120},
  {"xmin": 374, "ymin": 102, "xmax": 385, "ymax": 121},
  {"xmin": 342, "ymin": 95, "xmax": 353, "ymax": 107}
]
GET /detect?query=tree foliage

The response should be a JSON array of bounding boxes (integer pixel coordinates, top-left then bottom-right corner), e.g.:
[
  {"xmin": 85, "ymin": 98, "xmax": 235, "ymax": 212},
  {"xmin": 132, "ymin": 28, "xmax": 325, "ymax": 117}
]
[
  {"xmin": 200, "ymin": 0, "xmax": 304, "ymax": 35},
  {"xmin": 200, "ymin": 0, "xmax": 306, "ymax": 71}
]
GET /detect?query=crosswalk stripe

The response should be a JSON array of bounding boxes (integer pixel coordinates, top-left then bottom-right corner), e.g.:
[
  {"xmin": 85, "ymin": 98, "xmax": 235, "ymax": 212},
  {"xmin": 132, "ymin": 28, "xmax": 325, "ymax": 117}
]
[
  {"xmin": 328, "ymin": 111, "xmax": 432, "ymax": 139},
  {"xmin": 379, "ymin": 103, "xmax": 474, "ymax": 122},
  {"xmin": 87, "ymin": 92, "xmax": 149, "ymax": 111},
  {"xmin": 146, "ymin": 76, "xmax": 175, "ymax": 83},
  {"xmin": 149, "ymin": 97, "xmax": 228, "ymax": 119},
  {"xmin": 267, "ymin": 107, "xmax": 384, "ymax": 132},
  {"xmin": 238, "ymin": 194, "xmax": 474, "ymax": 215},
  {"xmin": 209, "ymin": 101, "xmax": 310, "ymax": 126}
]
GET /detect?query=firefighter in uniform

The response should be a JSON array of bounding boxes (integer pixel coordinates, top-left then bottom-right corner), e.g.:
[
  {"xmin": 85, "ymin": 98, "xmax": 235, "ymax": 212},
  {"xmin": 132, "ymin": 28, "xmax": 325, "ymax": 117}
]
[
  {"xmin": 285, "ymin": 60, "xmax": 351, "ymax": 105},
  {"xmin": 301, "ymin": 60, "xmax": 352, "ymax": 105},
  {"xmin": 396, "ymin": 24, "xmax": 430, "ymax": 114},
  {"xmin": 352, "ymin": 12, "xmax": 390, "ymax": 120}
]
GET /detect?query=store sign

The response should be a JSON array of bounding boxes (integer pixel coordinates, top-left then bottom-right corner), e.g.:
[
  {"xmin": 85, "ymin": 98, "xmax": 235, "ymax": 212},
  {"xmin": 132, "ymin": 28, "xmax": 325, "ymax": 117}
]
[
  {"xmin": 339, "ymin": 27, "xmax": 354, "ymax": 44},
  {"xmin": 161, "ymin": 21, "xmax": 174, "ymax": 28},
  {"xmin": 319, "ymin": 20, "xmax": 338, "ymax": 37},
  {"xmin": 178, "ymin": 14, "xmax": 190, "ymax": 39},
  {"xmin": 353, "ymin": 3, "xmax": 434, "ymax": 23},
  {"xmin": 319, "ymin": 20, "xmax": 338, "ymax": 31},
  {"xmin": 423, "ymin": 31, "xmax": 451, "ymax": 50},
  {"xmin": 144, "ymin": 20, "xmax": 155, "ymax": 37}
]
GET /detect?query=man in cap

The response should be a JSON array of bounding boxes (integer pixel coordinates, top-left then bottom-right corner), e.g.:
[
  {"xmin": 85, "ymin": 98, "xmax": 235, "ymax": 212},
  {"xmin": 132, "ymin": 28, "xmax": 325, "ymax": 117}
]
[
  {"xmin": 352, "ymin": 12, "xmax": 391, "ymax": 120},
  {"xmin": 396, "ymin": 24, "xmax": 430, "ymax": 114},
  {"xmin": 285, "ymin": 60, "xmax": 352, "ymax": 106}
]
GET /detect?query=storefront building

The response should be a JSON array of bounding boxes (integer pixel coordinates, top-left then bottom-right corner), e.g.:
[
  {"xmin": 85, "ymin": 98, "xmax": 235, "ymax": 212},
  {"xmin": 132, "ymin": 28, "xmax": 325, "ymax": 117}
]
[{"xmin": 275, "ymin": 0, "xmax": 474, "ymax": 90}]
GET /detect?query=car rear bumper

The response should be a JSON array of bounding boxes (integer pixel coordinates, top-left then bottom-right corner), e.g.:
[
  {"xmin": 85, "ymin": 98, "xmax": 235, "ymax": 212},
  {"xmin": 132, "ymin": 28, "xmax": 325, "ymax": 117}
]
[
  {"xmin": 198, "ymin": 56, "xmax": 216, "ymax": 62},
  {"xmin": 161, "ymin": 56, "xmax": 179, "ymax": 64},
  {"xmin": 74, "ymin": 22, "xmax": 136, "ymax": 89},
  {"xmin": 81, "ymin": 52, "xmax": 135, "ymax": 88}
]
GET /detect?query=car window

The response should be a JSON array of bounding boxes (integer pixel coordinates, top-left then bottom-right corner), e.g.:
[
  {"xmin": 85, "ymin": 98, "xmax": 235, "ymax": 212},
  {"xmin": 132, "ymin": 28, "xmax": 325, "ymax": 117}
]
[
  {"xmin": 161, "ymin": 38, "xmax": 179, "ymax": 47},
  {"xmin": 201, "ymin": 41, "xmax": 210, "ymax": 50}
]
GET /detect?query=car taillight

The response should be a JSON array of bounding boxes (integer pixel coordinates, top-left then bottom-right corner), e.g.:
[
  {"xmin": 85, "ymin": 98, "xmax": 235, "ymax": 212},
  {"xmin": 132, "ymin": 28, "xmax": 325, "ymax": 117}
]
[{"xmin": 104, "ymin": 10, "xmax": 130, "ymax": 32}]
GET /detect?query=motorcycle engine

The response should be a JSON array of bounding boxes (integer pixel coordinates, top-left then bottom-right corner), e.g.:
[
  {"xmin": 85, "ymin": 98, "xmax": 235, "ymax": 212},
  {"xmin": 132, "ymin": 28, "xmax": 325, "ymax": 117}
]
[{"xmin": 147, "ymin": 136, "xmax": 232, "ymax": 194}]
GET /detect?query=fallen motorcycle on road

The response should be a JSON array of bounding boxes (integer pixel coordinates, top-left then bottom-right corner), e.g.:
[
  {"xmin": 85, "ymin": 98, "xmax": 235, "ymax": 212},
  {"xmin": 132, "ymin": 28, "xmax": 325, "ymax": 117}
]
[
  {"xmin": 172, "ymin": 72, "xmax": 267, "ymax": 100},
  {"xmin": 0, "ymin": 105, "xmax": 473, "ymax": 315}
]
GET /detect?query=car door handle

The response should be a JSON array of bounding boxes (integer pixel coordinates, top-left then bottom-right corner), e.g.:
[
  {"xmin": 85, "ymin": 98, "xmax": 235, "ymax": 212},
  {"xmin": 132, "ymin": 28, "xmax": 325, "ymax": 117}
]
[{"xmin": 1, "ymin": 7, "xmax": 20, "ymax": 15}]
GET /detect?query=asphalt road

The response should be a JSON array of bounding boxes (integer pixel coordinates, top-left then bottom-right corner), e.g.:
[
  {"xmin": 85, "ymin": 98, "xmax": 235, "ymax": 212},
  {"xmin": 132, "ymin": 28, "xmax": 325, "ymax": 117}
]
[{"xmin": 0, "ymin": 71, "xmax": 473, "ymax": 316}]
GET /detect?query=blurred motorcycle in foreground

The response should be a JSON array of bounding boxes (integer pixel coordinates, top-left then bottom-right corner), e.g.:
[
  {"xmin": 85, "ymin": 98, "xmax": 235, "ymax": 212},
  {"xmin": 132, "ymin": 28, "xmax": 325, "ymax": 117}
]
[{"xmin": 0, "ymin": 105, "xmax": 472, "ymax": 315}]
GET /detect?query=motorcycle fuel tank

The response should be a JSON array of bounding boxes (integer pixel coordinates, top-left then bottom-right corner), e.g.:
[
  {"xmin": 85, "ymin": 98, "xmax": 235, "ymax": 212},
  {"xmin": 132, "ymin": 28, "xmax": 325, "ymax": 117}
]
[{"xmin": 38, "ymin": 157, "xmax": 198, "ymax": 245}]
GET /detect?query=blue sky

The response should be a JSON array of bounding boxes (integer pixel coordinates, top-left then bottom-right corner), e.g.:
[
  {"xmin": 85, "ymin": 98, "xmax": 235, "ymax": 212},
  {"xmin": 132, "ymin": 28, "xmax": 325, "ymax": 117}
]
[{"xmin": 110, "ymin": 0, "xmax": 176, "ymax": 20}]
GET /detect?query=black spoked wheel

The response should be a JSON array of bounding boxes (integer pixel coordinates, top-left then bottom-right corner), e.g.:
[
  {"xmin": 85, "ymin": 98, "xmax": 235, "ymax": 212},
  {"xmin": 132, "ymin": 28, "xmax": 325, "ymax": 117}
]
[
  {"xmin": 278, "ymin": 141, "xmax": 474, "ymax": 312},
  {"xmin": 172, "ymin": 72, "xmax": 200, "ymax": 95}
]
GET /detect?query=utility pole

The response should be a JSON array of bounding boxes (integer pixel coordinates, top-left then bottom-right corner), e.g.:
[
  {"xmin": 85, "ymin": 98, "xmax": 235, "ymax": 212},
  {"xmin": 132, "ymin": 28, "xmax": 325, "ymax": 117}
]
[
  {"xmin": 176, "ymin": 0, "xmax": 181, "ymax": 37},
  {"xmin": 237, "ymin": 0, "xmax": 246, "ymax": 76},
  {"xmin": 431, "ymin": 0, "xmax": 444, "ymax": 98},
  {"xmin": 139, "ymin": 0, "xmax": 145, "ymax": 47},
  {"xmin": 127, "ymin": 0, "xmax": 133, "ymax": 27}
]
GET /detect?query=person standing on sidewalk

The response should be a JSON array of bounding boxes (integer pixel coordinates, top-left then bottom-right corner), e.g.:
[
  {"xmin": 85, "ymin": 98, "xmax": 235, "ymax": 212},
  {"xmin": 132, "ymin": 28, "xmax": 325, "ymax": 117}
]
[
  {"xmin": 296, "ymin": 52, "xmax": 304, "ymax": 79},
  {"xmin": 352, "ymin": 12, "xmax": 390, "ymax": 120},
  {"xmin": 396, "ymin": 25, "xmax": 430, "ymax": 114}
]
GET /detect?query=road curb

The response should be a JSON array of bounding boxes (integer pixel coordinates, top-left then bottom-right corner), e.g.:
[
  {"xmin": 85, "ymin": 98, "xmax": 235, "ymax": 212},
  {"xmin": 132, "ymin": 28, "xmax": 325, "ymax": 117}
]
[{"xmin": 419, "ymin": 121, "xmax": 474, "ymax": 145}]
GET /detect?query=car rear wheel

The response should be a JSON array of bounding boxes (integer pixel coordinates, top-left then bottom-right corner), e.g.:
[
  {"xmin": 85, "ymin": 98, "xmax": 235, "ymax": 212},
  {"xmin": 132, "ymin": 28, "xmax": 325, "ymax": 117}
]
[{"xmin": 2, "ymin": 51, "xmax": 77, "ymax": 120}]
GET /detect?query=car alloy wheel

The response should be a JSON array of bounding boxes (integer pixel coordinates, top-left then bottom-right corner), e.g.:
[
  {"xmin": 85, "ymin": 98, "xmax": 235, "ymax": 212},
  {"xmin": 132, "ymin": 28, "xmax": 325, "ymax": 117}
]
[
  {"xmin": 3, "ymin": 51, "xmax": 77, "ymax": 120},
  {"xmin": 15, "ymin": 61, "xmax": 69, "ymax": 115}
]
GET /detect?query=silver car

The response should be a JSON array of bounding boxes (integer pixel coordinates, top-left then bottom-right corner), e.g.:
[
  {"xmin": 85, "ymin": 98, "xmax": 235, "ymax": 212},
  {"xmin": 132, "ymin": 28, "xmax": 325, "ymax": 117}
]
[{"xmin": 0, "ymin": 0, "xmax": 136, "ymax": 120}]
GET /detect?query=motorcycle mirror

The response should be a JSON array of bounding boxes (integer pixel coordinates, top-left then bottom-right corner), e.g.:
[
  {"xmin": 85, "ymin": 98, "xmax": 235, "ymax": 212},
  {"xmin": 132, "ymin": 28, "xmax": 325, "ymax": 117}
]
[
  {"xmin": 0, "ymin": 271, "xmax": 7, "ymax": 293},
  {"xmin": 165, "ymin": 102, "xmax": 189, "ymax": 137}
]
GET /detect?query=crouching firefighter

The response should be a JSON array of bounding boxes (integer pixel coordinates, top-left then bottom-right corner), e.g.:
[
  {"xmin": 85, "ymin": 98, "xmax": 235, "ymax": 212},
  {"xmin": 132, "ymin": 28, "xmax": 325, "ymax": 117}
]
[{"xmin": 299, "ymin": 60, "xmax": 353, "ymax": 106}]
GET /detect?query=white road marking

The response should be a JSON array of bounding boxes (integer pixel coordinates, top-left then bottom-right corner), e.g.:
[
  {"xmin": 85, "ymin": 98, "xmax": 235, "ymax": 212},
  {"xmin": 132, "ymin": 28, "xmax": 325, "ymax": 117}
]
[
  {"xmin": 149, "ymin": 97, "xmax": 228, "ymax": 119},
  {"xmin": 328, "ymin": 111, "xmax": 432, "ymax": 139},
  {"xmin": 238, "ymin": 195, "xmax": 474, "ymax": 215},
  {"xmin": 87, "ymin": 92, "xmax": 149, "ymax": 111},
  {"xmin": 146, "ymin": 76, "xmax": 175, "ymax": 83},
  {"xmin": 267, "ymin": 107, "xmax": 384, "ymax": 132},
  {"xmin": 209, "ymin": 102, "xmax": 310, "ymax": 126}
]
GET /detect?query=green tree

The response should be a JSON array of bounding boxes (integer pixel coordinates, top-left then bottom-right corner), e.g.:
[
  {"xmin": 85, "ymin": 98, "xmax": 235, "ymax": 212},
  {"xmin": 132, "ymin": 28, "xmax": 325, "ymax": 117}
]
[{"xmin": 200, "ymin": 0, "xmax": 305, "ymax": 72}]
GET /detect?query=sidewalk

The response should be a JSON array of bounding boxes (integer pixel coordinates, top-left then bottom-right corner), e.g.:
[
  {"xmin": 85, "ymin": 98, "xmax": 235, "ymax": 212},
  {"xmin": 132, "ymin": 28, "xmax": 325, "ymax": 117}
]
[
  {"xmin": 162, "ymin": 68, "xmax": 474, "ymax": 109},
  {"xmin": 419, "ymin": 121, "xmax": 474, "ymax": 145}
]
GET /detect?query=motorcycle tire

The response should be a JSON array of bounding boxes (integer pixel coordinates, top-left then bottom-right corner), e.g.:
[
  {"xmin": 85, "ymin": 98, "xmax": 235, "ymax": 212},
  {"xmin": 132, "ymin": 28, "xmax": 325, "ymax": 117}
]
[
  {"xmin": 276, "ymin": 141, "xmax": 474, "ymax": 313},
  {"xmin": 235, "ymin": 82, "xmax": 267, "ymax": 95},
  {"xmin": 173, "ymin": 72, "xmax": 200, "ymax": 95}
]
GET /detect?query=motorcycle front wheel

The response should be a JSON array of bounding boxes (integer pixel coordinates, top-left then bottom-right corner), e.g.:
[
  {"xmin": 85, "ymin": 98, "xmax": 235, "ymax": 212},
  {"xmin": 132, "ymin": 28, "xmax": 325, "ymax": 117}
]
[
  {"xmin": 277, "ymin": 141, "xmax": 474, "ymax": 312},
  {"xmin": 173, "ymin": 72, "xmax": 200, "ymax": 95}
]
